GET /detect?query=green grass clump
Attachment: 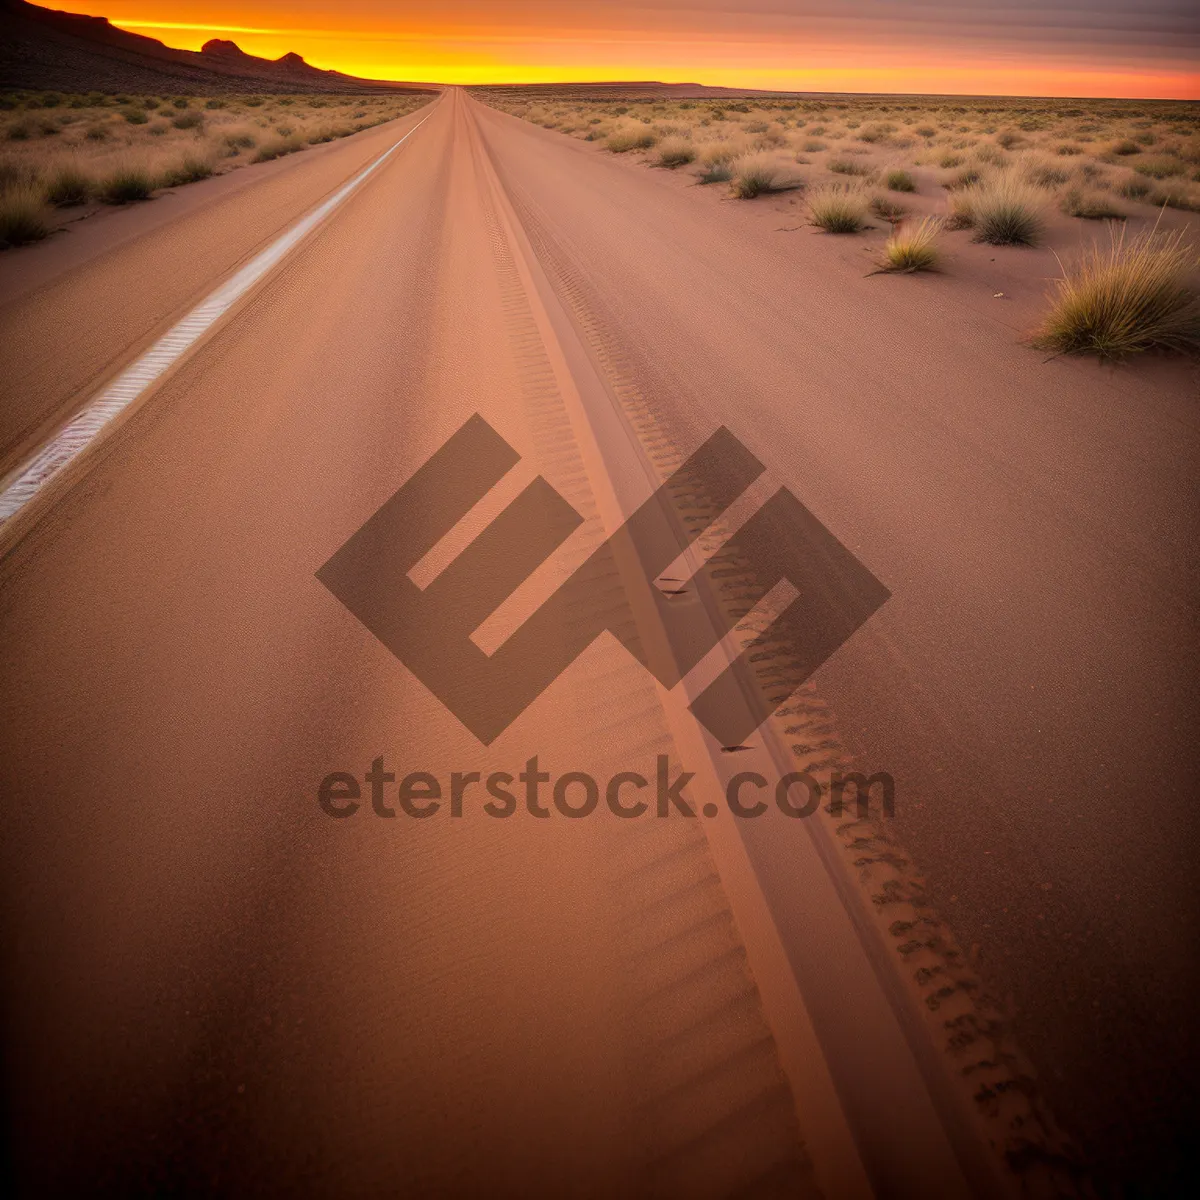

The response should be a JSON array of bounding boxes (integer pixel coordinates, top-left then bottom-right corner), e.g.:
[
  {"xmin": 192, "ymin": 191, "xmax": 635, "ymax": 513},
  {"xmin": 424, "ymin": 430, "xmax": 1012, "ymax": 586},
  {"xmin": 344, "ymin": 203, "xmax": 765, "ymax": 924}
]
[
  {"xmin": 100, "ymin": 165, "xmax": 155, "ymax": 203},
  {"xmin": 122, "ymin": 108, "xmax": 148, "ymax": 125},
  {"xmin": 827, "ymin": 157, "xmax": 870, "ymax": 176},
  {"xmin": 808, "ymin": 183, "xmax": 868, "ymax": 232},
  {"xmin": 0, "ymin": 183, "xmax": 51, "ymax": 247},
  {"xmin": 1033, "ymin": 227, "xmax": 1200, "ymax": 358},
  {"xmin": 885, "ymin": 168, "xmax": 915, "ymax": 191},
  {"xmin": 171, "ymin": 111, "xmax": 204, "ymax": 131},
  {"xmin": 879, "ymin": 217, "xmax": 942, "ymax": 272}
]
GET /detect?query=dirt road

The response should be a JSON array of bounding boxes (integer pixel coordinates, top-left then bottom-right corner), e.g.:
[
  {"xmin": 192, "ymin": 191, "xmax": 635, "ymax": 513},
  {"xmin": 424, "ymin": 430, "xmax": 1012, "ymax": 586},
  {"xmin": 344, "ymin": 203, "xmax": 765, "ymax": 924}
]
[{"xmin": 1, "ymin": 88, "xmax": 1197, "ymax": 1196}]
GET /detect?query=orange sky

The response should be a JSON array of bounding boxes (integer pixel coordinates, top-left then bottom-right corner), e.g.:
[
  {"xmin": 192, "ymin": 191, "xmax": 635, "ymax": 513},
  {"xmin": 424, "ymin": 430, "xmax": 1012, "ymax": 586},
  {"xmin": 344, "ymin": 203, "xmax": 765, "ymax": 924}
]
[{"xmin": 72, "ymin": 3, "xmax": 1199, "ymax": 98}]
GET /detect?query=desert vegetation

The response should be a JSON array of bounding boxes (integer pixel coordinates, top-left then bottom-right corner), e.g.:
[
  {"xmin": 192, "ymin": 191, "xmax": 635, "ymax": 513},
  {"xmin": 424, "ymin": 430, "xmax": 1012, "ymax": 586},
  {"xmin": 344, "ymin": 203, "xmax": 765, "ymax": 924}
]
[
  {"xmin": 476, "ymin": 88, "xmax": 1200, "ymax": 358},
  {"xmin": 476, "ymin": 91, "xmax": 1199, "ymax": 219},
  {"xmin": 878, "ymin": 217, "xmax": 943, "ymax": 272},
  {"xmin": 808, "ymin": 183, "xmax": 869, "ymax": 232},
  {"xmin": 1035, "ymin": 226, "xmax": 1200, "ymax": 358},
  {"xmin": 0, "ymin": 90, "xmax": 431, "ymax": 249}
]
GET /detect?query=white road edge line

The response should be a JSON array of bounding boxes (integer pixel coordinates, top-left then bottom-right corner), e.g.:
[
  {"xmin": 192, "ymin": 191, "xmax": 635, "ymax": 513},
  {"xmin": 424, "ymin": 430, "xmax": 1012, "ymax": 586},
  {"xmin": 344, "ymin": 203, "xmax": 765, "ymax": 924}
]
[{"xmin": 0, "ymin": 107, "xmax": 434, "ymax": 526}]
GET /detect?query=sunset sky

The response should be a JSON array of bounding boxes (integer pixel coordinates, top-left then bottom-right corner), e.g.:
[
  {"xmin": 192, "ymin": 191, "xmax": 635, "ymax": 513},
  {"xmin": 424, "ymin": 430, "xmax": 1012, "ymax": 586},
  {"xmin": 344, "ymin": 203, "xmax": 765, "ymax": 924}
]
[{"xmin": 73, "ymin": 2, "xmax": 1199, "ymax": 98}]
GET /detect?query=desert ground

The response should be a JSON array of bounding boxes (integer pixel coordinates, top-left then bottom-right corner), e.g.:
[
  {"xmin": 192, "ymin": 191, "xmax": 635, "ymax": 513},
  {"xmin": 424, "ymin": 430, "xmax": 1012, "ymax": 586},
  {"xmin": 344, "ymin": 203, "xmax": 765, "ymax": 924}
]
[
  {"xmin": 476, "ymin": 88, "xmax": 1199, "ymax": 215},
  {"xmin": 476, "ymin": 89, "xmax": 1200, "ymax": 354},
  {"xmin": 1, "ymin": 85, "xmax": 1198, "ymax": 1198},
  {"xmin": 0, "ymin": 90, "xmax": 432, "ymax": 243}
]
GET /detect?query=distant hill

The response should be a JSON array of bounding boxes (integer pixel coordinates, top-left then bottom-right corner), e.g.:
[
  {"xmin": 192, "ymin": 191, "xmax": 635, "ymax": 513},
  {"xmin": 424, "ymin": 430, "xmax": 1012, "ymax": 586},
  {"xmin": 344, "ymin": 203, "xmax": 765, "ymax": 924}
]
[
  {"xmin": 0, "ymin": 1, "xmax": 438, "ymax": 94},
  {"xmin": 467, "ymin": 81, "xmax": 806, "ymax": 101}
]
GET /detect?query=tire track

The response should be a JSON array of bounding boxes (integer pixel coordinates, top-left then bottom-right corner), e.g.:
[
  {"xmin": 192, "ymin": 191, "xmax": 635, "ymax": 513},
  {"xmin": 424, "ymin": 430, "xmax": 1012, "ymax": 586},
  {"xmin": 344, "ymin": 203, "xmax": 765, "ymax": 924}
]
[
  {"xmin": 477, "ymin": 110, "xmax": 1091, "ymax": 1198},
  {"xmin": 465, "ymin": 98, "xmax": 822, "ymax": 1200}
]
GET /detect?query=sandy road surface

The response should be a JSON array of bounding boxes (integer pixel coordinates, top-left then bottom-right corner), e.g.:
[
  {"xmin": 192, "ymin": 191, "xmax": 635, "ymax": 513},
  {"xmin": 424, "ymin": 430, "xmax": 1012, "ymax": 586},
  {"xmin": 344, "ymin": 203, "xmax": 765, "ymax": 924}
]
[
  {"xmin": 0, "ymin": 89, "xmax": 825, "ymax": 1200},
  {"xmin": 1, "ymin": 88, "xmax": 1197, "ymax": 1196}
]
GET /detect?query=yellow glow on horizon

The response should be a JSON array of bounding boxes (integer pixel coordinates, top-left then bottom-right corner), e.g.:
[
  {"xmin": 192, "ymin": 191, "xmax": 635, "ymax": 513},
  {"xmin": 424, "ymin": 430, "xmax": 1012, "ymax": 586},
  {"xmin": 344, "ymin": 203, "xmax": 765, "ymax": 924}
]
[
  {"xmin": 76, "ymin": 7, "xmax": 1200, "ymax": 99},
  {"xmin": 110, "ymin": 20, "xmax": 286, "ymax": 34}
]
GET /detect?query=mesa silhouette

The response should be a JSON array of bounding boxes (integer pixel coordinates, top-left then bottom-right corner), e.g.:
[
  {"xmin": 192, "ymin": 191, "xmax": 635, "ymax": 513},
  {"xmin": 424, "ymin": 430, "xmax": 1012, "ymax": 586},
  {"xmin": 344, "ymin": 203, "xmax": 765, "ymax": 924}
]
[{"xmin": 0, "ymin": 1, "xmax": 437, "ymax": 94}]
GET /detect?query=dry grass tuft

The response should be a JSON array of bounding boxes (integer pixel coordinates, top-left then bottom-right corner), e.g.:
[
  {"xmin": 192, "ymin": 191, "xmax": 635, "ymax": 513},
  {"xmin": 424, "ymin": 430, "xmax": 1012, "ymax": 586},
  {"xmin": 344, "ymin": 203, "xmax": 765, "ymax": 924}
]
[
  {"xmin": 222, "ymin": 130, "xmax": 257, "ymax": 153},
  {"xmin": 699, "ymin": 140, "xmax": 744, "ymax": 166},
  {"xmin": 951, "ymin": 173, "xmax": 1045, "ymax": 245},
  {"xmin": 730, "ymin": 153, "xmax": 801, "ymax": 198},
  {"xmin": 605, "ymin": 127, "xmax": 657, "ymax": 153},
  {"xmin": 252, "ymin": 135, "xmax": 304, "ymax": 163},
  {"xmin": 808, "ymin": 183, "xmax": 869, "ymax": 232},
  {"xmin": 696, "ymin": 161, "xmax": 733, "ymax": 184},
  {"xmin": 1133, "ymin": 157, "xmax": 1187, "ymax": 180},
  {"xmin": 1061, "ymin": 188, "xmax": 1125, "ymax": 220},
  {"xmin": 1034, "ymin": 226, "xmax": 1200, "ymax": 357},
  {"xmin": 1025, "ymin": 160, "xmax": 1071, "ymax": 188},
  {"xmin": 1150, "ymin": 186, "xmax": 1200, "ymax": 212},
  {"xmin": 99, "ymin": 163, "xmax": 155, "ymax": 203},
  {"xmin": 943, "ymin": 165, "xmax": 983, "ymax": 190},
  {"xmin": 44, "ymin": 162, "xmax": 91, "ymax": 206},
  {"xmin": 878, "ymin": 217, "xmax": 942, "ymax": 272},
  {"xmin": 160, "ymin": 150, "xmax": 216, "ymax": 187},
  {"xmin": 870, "ymin": 194, "xmax": 907, "ymax": 221},
  {"xmin": 1117, "ymin": 176, "xmax": 1153, "ymax": 200},
  {"xmin": 0, "ymin": 182, "xmax": 51, "ymax": 246},
  {"xmin": 885, "ymin": 168, "xmax": 916, "ymax": 192},
  {"xmin": 654, "ymin": 136, "xmax": 695, "ymax": 168}
]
